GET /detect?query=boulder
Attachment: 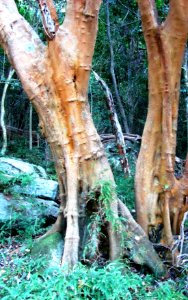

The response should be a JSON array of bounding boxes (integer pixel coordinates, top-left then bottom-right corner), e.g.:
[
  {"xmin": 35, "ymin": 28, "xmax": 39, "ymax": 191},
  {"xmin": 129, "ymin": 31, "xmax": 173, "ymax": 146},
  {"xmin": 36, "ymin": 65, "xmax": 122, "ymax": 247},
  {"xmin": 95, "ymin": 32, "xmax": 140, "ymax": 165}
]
[
  {"xmin": 31, "ymin": 232, "xmax": 64, "ymax": 268},
  {"xmin": 0, "ymin": 193, "xmax": 59, "ymax": 225},
  {"xmin": 0, "ymin": 157, "xmax": 58, "ymax": 200},
  {"xmin": 11, "ymin": 178, "xmax": 58, "ymax": 200},
  {"xmin": 0, "ymin": 157, "xmax": 47, "ymax": 178}
]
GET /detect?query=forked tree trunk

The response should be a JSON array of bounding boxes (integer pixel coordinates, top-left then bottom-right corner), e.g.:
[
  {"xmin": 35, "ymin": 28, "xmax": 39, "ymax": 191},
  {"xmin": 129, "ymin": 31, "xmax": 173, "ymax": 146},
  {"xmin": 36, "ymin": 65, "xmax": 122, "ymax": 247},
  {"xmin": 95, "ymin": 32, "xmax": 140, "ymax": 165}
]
[
  {"xmin": 0, "ymin": 0, "xmax": 120, "ymax": 267},
  {"xmin": 0, "ymin": 0, "xmax": 165, "ymax": 275},
  {"xmin": 136, "ymin": 0, "xmax": 188, "ymax": 248}
]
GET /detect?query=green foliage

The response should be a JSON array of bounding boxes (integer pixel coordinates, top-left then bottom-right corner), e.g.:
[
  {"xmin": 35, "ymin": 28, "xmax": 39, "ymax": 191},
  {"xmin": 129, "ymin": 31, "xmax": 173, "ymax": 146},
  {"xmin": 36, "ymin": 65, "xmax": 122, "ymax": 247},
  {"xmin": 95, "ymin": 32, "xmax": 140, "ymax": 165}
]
[
  {"xmin": 0, "ymin": 257, "xmax": 187, "ymax": 300},
  {"xmin": 83, "ymin": 213, "xmax": 102, "ymax": 260},
  {"xmin": 97, "ymin": 180, "xmax": 120, "ymax": 230},
  {"xmin": 5, "ymin": 138, "xmax": 44, "ymax": 166},
  {"xmin": 0, "ymin": 201, "xmax": 46, "ymax": 244},
  {"xmin": 86, "ymin": 180, "xmax": 127, "ymax": 257},
  {"xmin": 88, "ymin": 180, "xmax": 121, "ymax": 231},
  {"xmin": 0, "ymin": 171, "xmax": 33, "ymax": 193},
  {"xmin": 116, "ymin": 174, "xmax": 135, "ymax": 210},
  {"xmin": 105, "ymin": 143, "xmax": 137, "ymax": 210}
]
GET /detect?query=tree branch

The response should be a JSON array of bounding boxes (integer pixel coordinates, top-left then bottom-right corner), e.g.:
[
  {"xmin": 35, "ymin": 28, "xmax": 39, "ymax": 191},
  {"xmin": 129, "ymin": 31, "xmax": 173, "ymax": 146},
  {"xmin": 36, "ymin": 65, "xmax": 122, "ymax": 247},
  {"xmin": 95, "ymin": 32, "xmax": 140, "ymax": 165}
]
[
  {"xmin": 137, "ymin": 0, "xmax": 158, "ymax": 34},
  {"xmin": 164, "ymin": 0, "xmax": 188, "ymax": 37},
  {"xmin": 0, "ymin": 0, "xmax": 46, "ymax": 102},
  {"xmin": 37, "ymin": 0, "xmax": 59, "ymax": 40},
  {"xmin": 50, "ymin": 0, "xmax": 102, "ymax": 101},
  {"xmin": 62, "ymin": 0, "xmax": 102, "ymax": 59},
  {"xmin": 93, "ymin": 71, "xmax": 130, "ymax": 176}
]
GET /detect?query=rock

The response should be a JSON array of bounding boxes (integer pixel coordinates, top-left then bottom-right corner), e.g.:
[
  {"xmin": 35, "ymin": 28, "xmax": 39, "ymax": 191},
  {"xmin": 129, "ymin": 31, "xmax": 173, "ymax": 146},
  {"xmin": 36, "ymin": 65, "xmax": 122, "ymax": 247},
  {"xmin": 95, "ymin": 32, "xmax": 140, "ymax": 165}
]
[
  {"xmin": 0, "ymin": 193, "xmax": 59, "ymax": 225},
  {"xmin": 31, "ymin": 232, "xmax": 64, "ymax": 268},
  {"xmin": 0, "ymin": 158, "xmax": 59, "ymax": 231},
  {"xmin": 0, "ymin": 157, "xmax": 58, "ymax": 200},
  {"xmin": 0, "ymin": 157, "xmax": 47, "ymax": 178},
  {"xmin": 0, "ymin": 194, "xmax": 10, "ymax": 222},
  {"xmin": 11, "ymin": 178, "xmax": 58, "ymax": 200}
]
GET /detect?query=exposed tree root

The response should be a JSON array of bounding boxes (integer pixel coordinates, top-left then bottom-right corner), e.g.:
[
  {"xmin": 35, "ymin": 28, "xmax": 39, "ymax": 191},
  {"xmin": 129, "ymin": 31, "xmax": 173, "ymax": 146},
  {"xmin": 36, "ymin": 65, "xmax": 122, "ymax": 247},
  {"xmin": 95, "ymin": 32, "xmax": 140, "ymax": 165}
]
[{"xmin": 118, "ymin": 200, "xmax": 166, "ymax": 277}]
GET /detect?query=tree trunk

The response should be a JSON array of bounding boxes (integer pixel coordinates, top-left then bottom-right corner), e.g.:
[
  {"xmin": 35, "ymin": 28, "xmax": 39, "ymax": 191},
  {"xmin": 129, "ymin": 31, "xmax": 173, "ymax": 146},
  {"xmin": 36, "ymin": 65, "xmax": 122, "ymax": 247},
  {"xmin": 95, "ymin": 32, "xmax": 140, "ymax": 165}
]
[
  {"xmin": 136, "ymin": 0, "xmax": 188, "ymax": 249},
  {"xmin": 0, "ymin": 0, "xmax": 165, "ymax": 275}
]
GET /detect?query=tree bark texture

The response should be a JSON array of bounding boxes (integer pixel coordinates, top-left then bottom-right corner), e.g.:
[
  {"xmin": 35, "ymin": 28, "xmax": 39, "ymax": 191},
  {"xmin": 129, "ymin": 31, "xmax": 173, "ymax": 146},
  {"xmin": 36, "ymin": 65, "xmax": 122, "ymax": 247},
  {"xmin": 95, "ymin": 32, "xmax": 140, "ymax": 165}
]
[
  {"xmin": 136, "ymin": 0, "xmax": 188, "ymax": 248},
  {"xmin": 0, "ymin": 0, "xmax": 165, "ymax": 274}
]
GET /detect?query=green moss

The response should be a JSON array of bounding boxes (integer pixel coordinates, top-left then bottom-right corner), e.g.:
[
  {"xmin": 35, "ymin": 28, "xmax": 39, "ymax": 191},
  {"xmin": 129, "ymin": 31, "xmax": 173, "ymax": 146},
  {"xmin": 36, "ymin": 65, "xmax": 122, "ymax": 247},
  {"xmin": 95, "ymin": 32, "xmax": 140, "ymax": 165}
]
[{"xmin": 31, "ymin": 232, "xmax": 64, "ymax": 268}]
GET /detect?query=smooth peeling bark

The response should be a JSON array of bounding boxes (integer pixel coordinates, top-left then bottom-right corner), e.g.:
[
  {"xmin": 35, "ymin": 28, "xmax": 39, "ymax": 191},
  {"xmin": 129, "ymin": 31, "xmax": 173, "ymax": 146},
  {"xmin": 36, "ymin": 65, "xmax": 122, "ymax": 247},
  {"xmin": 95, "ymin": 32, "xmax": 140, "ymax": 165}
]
[
  {"xmin": 136, "ymin": 0, "xmax": 188, "ymax": 246},
  {"xmin": 44, "ymin": 0, "xmax": 121, "ymax": 264},
  {"xmin": 0, "ymin": 0, "xmax": 165, "ymax": 271},
  {"xmin": 0, "ymin": 0, "xmax": 121, "ymax": 265}
]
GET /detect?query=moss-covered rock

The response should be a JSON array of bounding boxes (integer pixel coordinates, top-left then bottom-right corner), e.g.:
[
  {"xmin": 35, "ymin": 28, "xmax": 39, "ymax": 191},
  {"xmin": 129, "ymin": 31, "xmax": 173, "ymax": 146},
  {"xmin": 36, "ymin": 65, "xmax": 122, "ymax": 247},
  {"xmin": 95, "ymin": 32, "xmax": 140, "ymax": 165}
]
[{"xmin": 31, "ymin": 232, "xmax": 64, "ymax": 268}]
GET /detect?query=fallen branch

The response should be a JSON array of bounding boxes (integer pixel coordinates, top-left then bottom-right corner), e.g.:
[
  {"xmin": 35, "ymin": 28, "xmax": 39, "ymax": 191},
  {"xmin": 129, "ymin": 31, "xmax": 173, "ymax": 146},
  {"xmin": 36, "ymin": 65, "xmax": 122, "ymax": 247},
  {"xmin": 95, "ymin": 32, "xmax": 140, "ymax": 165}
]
[
  {"xmin": 100, "ymin": 133, "xmax": 141, "ymax": 144},
  {"xmin": 93, "ymin": 71, "xmax": 130, "ymax": 176}
]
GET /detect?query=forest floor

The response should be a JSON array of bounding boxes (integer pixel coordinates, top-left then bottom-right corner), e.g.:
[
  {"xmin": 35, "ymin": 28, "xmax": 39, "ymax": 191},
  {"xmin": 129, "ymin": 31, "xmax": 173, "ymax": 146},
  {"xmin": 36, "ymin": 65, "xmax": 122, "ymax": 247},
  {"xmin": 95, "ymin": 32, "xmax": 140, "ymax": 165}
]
[
  {"xmin": 0, "ymin": 233, "xmax": 188, "ymax": 300},
  {"xmin": 0, "ymin": 149, "xmax": 187, "ymax": 299}
]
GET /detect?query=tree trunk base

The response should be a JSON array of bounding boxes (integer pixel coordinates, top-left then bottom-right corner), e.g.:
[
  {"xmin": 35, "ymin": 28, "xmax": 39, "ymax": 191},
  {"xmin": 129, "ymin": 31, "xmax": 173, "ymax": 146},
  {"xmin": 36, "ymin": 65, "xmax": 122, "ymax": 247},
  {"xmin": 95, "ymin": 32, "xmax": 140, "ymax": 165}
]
[{"xmin": 32, "ymin": 191, "xmax": 166, "ymax": 278}]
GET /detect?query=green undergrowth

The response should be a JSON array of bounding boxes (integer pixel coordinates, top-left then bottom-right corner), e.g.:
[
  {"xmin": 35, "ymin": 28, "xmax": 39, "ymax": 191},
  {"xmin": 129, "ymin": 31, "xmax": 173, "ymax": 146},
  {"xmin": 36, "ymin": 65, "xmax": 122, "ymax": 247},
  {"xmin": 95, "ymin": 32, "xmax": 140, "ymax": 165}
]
[
  {"xmin": 0, "ymin": 137, "xmax": 56, "ymax": 179},
  {"xmin": 0, "ymin": 256, "xmax": 187, "ymax": 300},
  {"xmin": 1, "ymin": 201, "xmax": 187, "ymax": 300},
  {"xmin": 0, "ymin": 208, "xmax": 46, "ymax": 244},
  {"xmin": 0, "ymin": 171, "xmax": 33, "ymax": 193},
  {"xmin": 105, "ymin": 142, "xmax": 137, "ymax": 211}
]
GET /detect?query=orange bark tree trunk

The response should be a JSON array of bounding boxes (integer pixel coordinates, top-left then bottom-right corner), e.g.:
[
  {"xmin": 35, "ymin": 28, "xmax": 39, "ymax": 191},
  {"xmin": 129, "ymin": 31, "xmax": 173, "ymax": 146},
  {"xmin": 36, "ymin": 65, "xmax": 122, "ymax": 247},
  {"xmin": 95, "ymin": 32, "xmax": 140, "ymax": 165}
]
[
  {"xmin": 0, "ymin": 0, "xmax": 165, "ymax": 275},
  {"xmin": 136, "ymin": 0, "xmax": 188, "ymax": 247}
]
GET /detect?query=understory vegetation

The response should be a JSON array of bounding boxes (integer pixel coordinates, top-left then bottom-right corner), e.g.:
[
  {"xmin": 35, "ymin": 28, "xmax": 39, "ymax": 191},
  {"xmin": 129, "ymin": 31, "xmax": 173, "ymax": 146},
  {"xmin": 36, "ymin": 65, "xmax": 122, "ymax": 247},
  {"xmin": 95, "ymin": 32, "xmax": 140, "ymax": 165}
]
[
  {"xmin": 1, "ymin": 258, "xmax": 187, "ymax": 300},
  {"xmin": 0, "ymin": 143, "xmax": 187, "ymax": 299},
  {"xmin": 0, "ymin": 207, "xmax": 188, "ymax": 299},
  {"xmin": 0, "ymin": 0, "xmax": 188, "ymax": 299}
]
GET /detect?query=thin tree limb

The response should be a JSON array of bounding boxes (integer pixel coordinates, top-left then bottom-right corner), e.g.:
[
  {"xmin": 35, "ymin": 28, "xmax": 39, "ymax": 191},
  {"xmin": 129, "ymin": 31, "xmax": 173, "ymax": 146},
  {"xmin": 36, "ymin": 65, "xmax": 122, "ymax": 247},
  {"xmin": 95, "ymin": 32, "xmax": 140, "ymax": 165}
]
[
  {"xmin": 106, "ymin": 0, "xmax": 129, "ymax": 134},
  {"xmin": 93, "ymin": 71, "xmax": 130, "ymax": 176},
  {"xmin": 0, "ymin": 0, "xmax": 46, "ymax": 104},
  {"xmin": 137, "ymin": 0, "xmax": 158, "ymax": 33},
  {"xmin": 1, "ymin": 67, "xmax": 15, "ymax": 156},
  {"xmin": 164, "ymin": 0, "xmax": 188, "ymax": 37},
  {"xmin": 177, "ymin": 211, "xmax": 188, "ymax": 266}
]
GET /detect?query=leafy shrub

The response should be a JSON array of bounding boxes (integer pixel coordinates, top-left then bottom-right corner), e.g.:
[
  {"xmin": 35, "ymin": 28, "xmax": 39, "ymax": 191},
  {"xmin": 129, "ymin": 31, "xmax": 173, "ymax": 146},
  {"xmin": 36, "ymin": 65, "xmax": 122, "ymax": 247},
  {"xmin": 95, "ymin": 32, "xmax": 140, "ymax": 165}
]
[
  {"xmin": 0, "ymin": 258, "xmax": 187, "ymax": 300},
  {"xmin": 0, "ymin": 206, "xmax": 46, "ymax": 244}
]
